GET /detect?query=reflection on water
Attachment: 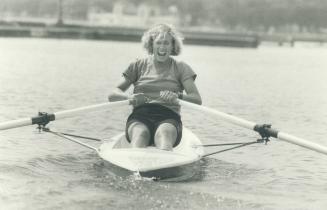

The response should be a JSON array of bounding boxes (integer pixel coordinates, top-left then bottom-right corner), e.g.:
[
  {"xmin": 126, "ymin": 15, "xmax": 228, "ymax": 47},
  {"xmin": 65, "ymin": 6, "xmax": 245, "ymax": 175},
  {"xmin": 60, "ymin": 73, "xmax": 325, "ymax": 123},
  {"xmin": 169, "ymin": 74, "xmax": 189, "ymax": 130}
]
[{"xmin": 1, "ymin": 38, "xmax": 327, "ymax": 210}]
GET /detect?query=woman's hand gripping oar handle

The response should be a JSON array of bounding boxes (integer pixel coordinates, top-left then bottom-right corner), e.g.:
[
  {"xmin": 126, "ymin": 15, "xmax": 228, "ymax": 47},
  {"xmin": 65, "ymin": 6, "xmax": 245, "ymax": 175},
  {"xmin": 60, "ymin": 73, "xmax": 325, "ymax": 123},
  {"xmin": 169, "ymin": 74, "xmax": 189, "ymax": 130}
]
[
  {"xmin": 179, "ymin": 100, "xmax": 327, "ymax": 156},
  {"xmin": 0, "ymin": 100, "xmax": 130, "ymax": 131}
]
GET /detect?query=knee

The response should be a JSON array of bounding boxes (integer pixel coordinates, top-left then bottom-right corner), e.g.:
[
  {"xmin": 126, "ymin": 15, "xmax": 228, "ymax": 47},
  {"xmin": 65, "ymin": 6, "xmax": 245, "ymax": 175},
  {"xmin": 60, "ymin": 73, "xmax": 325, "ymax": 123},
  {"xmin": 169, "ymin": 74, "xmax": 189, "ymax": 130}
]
[
  {"xmin": 128, "ymin": 122, "xmax": 149, "ymax": 137},
  {"xmin": 155, "ymin": 123, "xmax": 177, "ymax": 139},
  {"xmin": 130, "ymin": 128, "xmax": 150, "ymax": 141},
  {"xmin": 154, "ymin": 123, "xmax": 177, "ymax": 150},
  {"xmin": 136, "ymin": 129, "xmax": 150, "ymax": 140},
  {"xmin": 131, "ymin": 129, "xmax": 150, "ymax": 147},
  {"xmin": 127, "ymin": 122, "xmax": 150, "ymax": 147}
]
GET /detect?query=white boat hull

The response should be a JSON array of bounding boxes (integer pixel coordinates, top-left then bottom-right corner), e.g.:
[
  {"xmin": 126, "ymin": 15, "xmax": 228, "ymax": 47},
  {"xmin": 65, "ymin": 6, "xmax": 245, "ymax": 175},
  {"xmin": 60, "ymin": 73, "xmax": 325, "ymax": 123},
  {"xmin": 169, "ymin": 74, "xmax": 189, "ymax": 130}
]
[{"xmin": 98, "ymin": 127, "xmax": 204, "ymax": 174}]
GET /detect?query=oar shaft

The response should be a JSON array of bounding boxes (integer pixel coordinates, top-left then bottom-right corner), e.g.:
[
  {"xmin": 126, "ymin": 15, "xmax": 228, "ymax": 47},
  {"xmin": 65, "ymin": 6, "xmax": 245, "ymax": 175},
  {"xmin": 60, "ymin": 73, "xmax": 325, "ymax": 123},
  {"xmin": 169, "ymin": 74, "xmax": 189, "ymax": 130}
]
[
  {"xmin": 180, "ymin": 100, "xmax": 327, "ymax": 156},
  {"xmin": 0, "ymin": 118, "xmax": 32, "ymax": 130},
  {"xmin": 0, "ymin": 100, "xmax": 130, "ymax": 131},
  {"xmin": 179, "ymin": 100, "xmax": 256, "ymax": 130},
  {"xmin": 54, "ymin": 100, "xmax": 129, "ymax": 120},
  {"xmin": 278, "ymin": 132, "xmax": 327, "ymax": 155}
]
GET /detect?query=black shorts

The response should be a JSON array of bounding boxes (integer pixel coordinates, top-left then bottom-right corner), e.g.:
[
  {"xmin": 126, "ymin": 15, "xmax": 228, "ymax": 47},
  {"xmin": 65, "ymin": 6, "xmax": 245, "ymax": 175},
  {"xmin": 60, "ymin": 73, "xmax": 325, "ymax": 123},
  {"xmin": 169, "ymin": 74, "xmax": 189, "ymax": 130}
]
[{"xmin": 125, "ymin": 103, "xmax": 182, "ymax": 147}]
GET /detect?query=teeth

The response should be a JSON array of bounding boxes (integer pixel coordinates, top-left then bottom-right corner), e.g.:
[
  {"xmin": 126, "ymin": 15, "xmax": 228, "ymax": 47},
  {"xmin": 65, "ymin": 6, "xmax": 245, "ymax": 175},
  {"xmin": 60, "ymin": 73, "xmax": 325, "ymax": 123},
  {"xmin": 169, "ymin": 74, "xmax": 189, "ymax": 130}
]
[{"xmin": 158, "ymin": 52, "xmax": 166, "ymax": 56}]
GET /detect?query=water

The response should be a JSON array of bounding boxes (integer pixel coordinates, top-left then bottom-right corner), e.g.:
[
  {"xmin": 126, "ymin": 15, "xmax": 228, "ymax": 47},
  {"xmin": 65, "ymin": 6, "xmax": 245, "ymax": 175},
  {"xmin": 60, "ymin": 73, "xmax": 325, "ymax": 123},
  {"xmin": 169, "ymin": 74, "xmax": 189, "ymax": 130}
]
[{"xmin": 1, "ymin": 38, "xmax": 327, "ymax": 210}]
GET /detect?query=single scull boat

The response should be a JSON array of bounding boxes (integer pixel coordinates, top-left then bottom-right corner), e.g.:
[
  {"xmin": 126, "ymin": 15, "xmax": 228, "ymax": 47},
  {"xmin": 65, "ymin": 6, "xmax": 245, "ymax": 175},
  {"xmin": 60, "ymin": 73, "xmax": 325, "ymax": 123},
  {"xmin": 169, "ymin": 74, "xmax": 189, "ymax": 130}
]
[
  {"xmin": 43, "ymin": 125, "xmax": 204, "ymax": 179},
  {"xmin": 1, "ymin": 99, "xmax": 327, "ymax": 179}
]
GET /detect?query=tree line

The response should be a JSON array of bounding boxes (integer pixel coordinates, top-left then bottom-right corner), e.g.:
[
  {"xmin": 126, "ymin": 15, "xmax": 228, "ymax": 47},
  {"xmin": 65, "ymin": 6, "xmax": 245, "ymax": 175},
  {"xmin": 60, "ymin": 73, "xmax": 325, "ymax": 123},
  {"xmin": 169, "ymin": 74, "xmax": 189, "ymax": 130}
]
[{"xmin": 1, "ymin": 0, "xmax": 327, "ymax": 33}]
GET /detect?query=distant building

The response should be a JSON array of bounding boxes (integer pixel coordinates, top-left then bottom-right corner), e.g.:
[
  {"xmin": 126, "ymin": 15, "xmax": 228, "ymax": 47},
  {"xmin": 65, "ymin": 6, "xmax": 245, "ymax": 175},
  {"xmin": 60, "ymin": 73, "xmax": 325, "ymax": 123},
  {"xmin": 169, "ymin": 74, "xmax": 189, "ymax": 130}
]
[{"xmin": 88, "ymin": 2, "xmax": 179, "ymax": 27}]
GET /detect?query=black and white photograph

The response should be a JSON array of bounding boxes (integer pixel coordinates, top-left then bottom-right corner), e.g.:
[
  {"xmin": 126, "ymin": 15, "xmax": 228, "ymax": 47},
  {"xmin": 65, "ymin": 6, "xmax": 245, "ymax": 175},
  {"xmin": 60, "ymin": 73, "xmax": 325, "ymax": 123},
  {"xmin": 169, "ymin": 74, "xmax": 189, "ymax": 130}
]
[{"xmin": 1, "ymin": 0, "xmax": 327, "ymax": 209}]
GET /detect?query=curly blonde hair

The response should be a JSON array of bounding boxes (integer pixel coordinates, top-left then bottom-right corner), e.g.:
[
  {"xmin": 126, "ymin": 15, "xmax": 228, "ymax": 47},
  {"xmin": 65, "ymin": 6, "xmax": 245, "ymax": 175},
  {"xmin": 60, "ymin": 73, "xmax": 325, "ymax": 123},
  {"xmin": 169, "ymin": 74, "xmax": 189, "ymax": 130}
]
[{"xmin": 141, "ymin": 23, "xmax": 184, "ymax": 56}]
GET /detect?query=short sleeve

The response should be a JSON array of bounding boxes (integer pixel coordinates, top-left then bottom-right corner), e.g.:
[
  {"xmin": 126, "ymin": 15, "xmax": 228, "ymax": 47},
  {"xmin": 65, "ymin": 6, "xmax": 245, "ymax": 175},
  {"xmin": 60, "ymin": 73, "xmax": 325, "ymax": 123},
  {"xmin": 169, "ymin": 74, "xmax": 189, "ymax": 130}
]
[
  {"xmin": 178, "ymin": 61, "xmax": 197, "ymax": 83},
  {"xmin": 122, "ymin": 60, "xmax": 140, "ymax": 84}
]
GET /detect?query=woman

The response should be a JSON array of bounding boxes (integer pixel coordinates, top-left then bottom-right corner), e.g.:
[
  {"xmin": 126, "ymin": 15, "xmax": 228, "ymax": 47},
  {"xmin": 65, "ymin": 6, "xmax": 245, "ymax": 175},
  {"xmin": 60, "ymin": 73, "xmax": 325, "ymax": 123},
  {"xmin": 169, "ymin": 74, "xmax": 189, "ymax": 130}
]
[{"xmin": 108, "ymin": 24, "xmax": 202, "ymax": 150}]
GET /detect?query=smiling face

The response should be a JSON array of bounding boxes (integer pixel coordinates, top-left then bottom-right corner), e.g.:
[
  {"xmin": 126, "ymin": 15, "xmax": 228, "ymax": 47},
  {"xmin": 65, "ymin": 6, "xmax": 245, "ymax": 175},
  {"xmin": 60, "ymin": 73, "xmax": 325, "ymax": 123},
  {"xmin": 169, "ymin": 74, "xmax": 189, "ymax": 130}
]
[{"xmin": 153, "ymin": 33, "xmax": 173, "ymax": 63}]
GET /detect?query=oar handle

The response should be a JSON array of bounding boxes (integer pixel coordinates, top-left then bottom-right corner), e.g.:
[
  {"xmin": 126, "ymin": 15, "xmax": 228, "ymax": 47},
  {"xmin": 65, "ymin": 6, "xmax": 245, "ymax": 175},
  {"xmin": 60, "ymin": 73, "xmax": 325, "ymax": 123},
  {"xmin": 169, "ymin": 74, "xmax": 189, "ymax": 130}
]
[
  {"xmin": 179, "ymin": 100, "xmax": 327, "ymax": 156},
  {"xmin": 0, "ymin": 100, "xmax": 130, "ymax": 131}
]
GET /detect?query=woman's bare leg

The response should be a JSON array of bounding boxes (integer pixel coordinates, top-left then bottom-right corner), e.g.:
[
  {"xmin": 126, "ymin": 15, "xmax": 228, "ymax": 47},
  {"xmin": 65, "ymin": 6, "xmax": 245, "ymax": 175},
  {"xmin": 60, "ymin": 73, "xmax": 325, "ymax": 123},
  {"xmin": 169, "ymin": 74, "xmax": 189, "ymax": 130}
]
[
  {"xmin": 127, "ymin": 122, "xmax": 151, "ymax": 148},
  {"xmin": 154, "ymin": 123, "xmax": 177, "ymax": 150}
]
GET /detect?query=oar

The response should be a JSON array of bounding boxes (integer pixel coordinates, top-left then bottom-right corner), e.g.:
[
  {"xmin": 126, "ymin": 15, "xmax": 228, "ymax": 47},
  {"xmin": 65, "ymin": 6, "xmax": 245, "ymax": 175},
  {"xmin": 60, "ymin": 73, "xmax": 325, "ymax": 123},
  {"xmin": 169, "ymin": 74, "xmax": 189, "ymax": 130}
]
[
  {"xmin": 0, "ymin": 100, "xmax": 130, "ymax": 131},
  {"xmin": 179, "ymin": 100, "xmax": 327, "ymax": 156}
]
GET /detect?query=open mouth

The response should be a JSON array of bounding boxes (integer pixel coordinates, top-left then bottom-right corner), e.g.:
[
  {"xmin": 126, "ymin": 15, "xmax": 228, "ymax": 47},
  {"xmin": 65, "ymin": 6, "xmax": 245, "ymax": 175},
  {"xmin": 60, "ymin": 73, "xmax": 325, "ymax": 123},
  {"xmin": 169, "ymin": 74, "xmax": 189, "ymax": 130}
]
[{"xmin": 157, "ymin": 51, "xmax": 167, "ymax": 56}]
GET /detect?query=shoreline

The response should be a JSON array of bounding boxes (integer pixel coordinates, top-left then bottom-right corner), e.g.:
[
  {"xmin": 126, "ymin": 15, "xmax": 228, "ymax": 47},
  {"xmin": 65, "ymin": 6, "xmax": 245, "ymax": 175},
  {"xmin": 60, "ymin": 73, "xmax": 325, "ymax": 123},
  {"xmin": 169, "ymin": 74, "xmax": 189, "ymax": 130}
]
[
  {"xmin": 2, "ymin": 22, "xmax": 325, "ymax": 48},
  {"xmin": 0, "ymin": 23, "xmax": 259, "ymax": 48}
]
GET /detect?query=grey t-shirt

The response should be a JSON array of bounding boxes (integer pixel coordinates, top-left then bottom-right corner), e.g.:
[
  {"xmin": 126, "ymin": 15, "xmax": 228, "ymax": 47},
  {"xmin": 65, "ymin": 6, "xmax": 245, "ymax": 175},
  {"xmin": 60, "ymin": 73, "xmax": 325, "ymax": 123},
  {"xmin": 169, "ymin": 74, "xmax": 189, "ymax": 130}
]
[{"xmin": 123, "ymin": 56, "xmax": 196, "ymax": 113}]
